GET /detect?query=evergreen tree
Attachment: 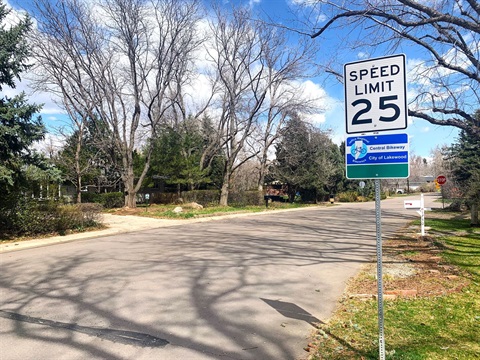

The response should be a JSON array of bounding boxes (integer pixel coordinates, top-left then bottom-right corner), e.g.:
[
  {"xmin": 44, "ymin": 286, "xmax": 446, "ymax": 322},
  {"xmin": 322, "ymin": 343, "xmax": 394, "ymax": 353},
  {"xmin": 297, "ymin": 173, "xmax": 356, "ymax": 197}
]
[
  {"xmin": 0, "ymin": 3, "xmax": 45, "ymax": 194},
  {"xmin": 273, "ymin": 114, "xmax": 341, "ymax": 202},
  {"xmin": 55, "ymin": 118, "xmax": 121, "ymax": 199},
  {"xmin": 0, "ymin": 2, "xmax": 46, "ymax": 232},
  {"xmin": 449, "ymin": 110, "xmax": 480, "ymax": 225},
  {"xmin": 148, "ymin": 117, "xmax": 218, "ymax": 192}
]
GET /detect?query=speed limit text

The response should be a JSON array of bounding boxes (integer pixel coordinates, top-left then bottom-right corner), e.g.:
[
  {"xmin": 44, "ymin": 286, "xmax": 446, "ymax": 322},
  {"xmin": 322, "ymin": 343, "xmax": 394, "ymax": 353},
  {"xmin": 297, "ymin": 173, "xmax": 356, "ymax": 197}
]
[{"xmin": 349, "ymin": 64, "xmax": 401, "ymax": 95}]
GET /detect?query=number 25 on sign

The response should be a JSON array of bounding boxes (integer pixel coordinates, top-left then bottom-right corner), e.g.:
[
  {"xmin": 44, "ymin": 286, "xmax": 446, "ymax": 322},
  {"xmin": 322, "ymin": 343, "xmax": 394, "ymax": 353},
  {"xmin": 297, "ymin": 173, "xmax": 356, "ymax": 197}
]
[{"xmin": 344, "ymin": 54, "xmax": 408, "ymax": 134}]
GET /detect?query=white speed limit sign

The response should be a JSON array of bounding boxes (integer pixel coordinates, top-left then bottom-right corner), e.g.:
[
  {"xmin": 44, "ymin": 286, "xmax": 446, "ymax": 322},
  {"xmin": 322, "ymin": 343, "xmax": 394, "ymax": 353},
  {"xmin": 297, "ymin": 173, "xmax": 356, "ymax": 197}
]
[{"xmin": 344, "ymin": 54, "xmax": 407, "ymax": 134}]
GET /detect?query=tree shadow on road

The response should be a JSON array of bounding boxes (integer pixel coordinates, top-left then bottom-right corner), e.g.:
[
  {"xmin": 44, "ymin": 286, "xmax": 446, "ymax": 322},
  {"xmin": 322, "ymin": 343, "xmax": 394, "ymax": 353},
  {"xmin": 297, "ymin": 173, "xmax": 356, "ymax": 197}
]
[{"xmin": 0, "ymin": 205, "xmax": 417, "ymax": 359}]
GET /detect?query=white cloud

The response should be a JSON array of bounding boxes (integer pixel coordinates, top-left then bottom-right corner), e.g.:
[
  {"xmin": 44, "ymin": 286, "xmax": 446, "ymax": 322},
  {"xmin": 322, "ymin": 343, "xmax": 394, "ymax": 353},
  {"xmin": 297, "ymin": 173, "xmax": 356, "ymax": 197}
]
[
  {"xmin": 293, "ymin": 80, "xmax": 328, "ymax": 125},
  {"xmin": 32, "ymin": 132, "xmax": 64, "ymax": 155},
  {"xmin": 3, "ymin": 0, "xmax": 27, "ymax": 26}
]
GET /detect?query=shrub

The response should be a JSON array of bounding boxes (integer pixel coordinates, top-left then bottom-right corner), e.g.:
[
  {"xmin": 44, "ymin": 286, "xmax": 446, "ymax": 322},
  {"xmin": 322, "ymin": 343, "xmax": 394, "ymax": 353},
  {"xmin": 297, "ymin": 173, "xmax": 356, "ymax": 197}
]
[
  {"xmin": 151, "ymin": 192, "xmax": 180, "ymax": 204},
  {"xmin": 55, "ymin": 204, "xmax": 84, "ymax": 234},
  {"xmin": 16, "ymin": 200, "xmax": 58, "ymax": 235},
  {"xmin": 229, "ymin": 191, "xmax": 263, "ymax": 206},
  {"xmin": 81, "ymin": 192, "xmax": 123, "ymax": 208},
  {"xmin": 447, "ymin": 199, "xmax": 464, "ymax": 212},
  {"xmin": 418, "ymin": 183, "xmax": 436, "ymax": 193},
  {"xmin": 181, "ymin": 190, "xmax": 220, "ymax": 206},
  {"xmin": 75, "ymin": 203, "xmax": 103, "ymax": 225},
  {"xmin": 100, "ymin": 192, "xmax": 123, "ymax": 208},
  {"xmin": 338, "ymin": 191, "xmax": 358, "ymax": 202},
  {"xmin": 81, "ymin": 192, "xmax": 102, "ymax": 204},
  {"xmin": 0, "ymin": 199, "xmax": 103, "ymax": 239}
]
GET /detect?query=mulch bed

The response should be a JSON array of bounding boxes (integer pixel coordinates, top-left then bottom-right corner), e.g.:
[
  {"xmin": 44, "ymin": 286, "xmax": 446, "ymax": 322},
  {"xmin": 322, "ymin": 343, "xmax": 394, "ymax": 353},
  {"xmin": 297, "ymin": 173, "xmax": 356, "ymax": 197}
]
[{"xmin": 345, "ymin": 214, "xmax": 471, "ymax": 299}]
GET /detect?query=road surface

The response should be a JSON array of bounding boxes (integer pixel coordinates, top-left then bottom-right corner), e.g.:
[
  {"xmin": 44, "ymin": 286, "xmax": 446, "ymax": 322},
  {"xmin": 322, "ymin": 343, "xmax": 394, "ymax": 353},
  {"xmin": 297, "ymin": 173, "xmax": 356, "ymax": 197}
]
[{"xmin": 0, "ymin": 194, "xmax": 438, "ymax": 360}]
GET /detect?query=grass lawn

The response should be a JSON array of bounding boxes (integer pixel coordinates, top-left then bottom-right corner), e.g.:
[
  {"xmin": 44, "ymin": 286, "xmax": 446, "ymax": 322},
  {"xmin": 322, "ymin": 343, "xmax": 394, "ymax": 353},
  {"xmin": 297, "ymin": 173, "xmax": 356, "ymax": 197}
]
[
  {"xmin": 108, "ymin": 201, "xmax": 319, "ymax": 219},
  {"xmin": 308, "ymin": 212, "xmax": 480, "ymax": 359}
]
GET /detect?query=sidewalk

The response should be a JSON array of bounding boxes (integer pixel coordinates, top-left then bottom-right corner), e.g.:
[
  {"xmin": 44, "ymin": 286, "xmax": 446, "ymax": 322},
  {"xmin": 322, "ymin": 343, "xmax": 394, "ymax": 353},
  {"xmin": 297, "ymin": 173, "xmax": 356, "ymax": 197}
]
[
  {"xmin": 0, "ymin": 214, "xmax": 178, "ymax": 253},
  {"xmin": 0, "ymin": 206, "xmax": 324, "ymax": 253}
]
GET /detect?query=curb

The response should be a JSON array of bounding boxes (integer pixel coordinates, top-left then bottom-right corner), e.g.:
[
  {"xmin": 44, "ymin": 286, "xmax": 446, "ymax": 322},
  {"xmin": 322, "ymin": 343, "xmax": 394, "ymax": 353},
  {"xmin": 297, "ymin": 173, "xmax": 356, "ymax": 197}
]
[{"xmin": 0, "ymin": 205, "xmax": 333, "ymax": 253}]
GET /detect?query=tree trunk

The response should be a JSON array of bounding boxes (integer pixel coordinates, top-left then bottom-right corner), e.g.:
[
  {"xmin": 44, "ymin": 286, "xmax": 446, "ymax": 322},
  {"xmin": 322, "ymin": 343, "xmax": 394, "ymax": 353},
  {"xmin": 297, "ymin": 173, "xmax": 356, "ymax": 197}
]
[
  {"xmin": 219, "ymin": 171, "xmax": 230, "ymax": 206},
  {"xmin": 471, "ymin": 203, "xmax": 479, "ymax": 226},
  {"xmin": 76, "ymin": 177, "xmax": 82, "ymax": 204},
  {"xmin": 125, "ymin": 192, "xmax": 136, "ymax": 208},
  {"xmin": 124, "ymin": 172, "xmax": 136, "ymax": 208},
  {"xmin": 257, "ymin": 150, "xmax": 267, "ymax": 192}
]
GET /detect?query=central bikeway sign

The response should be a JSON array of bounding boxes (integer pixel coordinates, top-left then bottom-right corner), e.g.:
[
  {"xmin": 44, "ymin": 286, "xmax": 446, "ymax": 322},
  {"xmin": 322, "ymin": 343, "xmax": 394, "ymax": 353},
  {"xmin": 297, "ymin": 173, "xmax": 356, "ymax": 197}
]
[{"xmin": 345, "ymin": 133, "xmax": 409, "ymax": 179}]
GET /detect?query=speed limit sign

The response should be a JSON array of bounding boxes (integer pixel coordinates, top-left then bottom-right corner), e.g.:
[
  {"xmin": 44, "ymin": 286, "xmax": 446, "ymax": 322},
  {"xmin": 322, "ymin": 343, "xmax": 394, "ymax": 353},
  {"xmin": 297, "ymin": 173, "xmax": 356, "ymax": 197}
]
[{"xmin": 344, "ymin": 54, "xmax": 407, "ymax": 134}]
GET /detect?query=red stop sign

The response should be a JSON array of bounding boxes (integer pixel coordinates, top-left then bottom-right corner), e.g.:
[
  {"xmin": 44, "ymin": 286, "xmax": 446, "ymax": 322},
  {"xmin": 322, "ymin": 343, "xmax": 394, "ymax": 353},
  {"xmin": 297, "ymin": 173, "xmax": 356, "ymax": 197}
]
[{"xmin": 436, "ymin": 175, "xmax": 447, "ymax": 185}]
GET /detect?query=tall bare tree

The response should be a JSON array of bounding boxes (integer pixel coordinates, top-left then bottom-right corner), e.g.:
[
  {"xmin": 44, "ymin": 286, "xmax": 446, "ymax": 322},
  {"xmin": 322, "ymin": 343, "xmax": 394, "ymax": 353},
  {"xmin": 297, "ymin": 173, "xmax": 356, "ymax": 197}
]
[
  {"xmin": 252, "ymin": 25, "xmax": 320, "ymax": 192},
  {"xmin": 302, "ymin": 0, "xmax": 480, "ymax": 139},
  {"xmin": 206, "ymin": 6, "xmax": 268, "ymax": 206},
  {"xmin": 206, "ymin": 6, "xmax": 322, "ymax": 205},
  {"xmin": 29, "ymin": 0, "xmax": 203, "ymax": 207}
]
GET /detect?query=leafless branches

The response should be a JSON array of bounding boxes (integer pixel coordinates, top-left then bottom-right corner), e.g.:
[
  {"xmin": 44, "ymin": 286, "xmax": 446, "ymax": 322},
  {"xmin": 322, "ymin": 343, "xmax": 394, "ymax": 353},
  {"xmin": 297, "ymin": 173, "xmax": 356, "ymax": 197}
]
[
  {"xmin": 308, "ymin": 0, "xmax": 480, "ymax": 137},
  {"xmin": 30, "ymin": 0, "xmax": 203, "ymax": 206}
]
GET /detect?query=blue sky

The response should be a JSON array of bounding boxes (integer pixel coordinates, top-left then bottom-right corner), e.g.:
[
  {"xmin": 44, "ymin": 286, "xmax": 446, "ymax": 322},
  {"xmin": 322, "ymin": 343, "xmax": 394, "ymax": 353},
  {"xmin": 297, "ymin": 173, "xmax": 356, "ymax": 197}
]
[{"xmin": 4, "ymin": 0, "xmax": 460, "ymax": 158}]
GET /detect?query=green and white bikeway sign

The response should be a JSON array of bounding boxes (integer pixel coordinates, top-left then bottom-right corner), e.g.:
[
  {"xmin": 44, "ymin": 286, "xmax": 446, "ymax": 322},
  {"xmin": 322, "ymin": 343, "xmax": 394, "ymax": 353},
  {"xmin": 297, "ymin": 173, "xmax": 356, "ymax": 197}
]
[{"xmin": 345, "ymin": 133, "xmax": 409, "ymax": 179}]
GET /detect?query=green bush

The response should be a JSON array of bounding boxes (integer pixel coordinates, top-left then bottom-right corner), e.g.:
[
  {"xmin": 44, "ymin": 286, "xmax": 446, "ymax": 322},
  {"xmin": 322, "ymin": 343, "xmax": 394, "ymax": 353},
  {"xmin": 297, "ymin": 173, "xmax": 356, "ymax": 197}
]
[
  {"xmin": 81, "ymin": 192, "xmax": 102, "ymax": 203},
  {"xmin": 338, "ymin": 191, "xmax": 358, "ymax": 202},
  {"xmin": 100, "ymin": 192, "xmax": 124, "ymax": 208},
  {"xmin": 181, "ymin": 190, "xmax": 220, "ymax": 205},
  {"xmin": 55, "ymin": 204, "xmax": 84, "ymax": 234},
  {"xmin": 81, "ymin": 192, "xmax": 123, "ymax": 208},
  {"xmin": 229, "ymin": 191, "xmax": 263, "ymax": 206},
  {"xmin": 150, "ymin": 192, "xmax": 179, "ymax": 204},
  {"xmin": 0, "ymin": 199, "xmax": 103, "ymax": 239}
]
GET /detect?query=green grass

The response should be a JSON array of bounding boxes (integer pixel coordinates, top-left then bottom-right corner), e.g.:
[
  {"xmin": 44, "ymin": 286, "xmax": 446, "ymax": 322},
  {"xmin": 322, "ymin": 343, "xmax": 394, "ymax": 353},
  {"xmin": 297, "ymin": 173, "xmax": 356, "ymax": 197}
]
[
  {"xmin": 132, "ymin": 202, "xmax": 314, "ymax": 219},
  {"xmin": 310, "ymin": 215, "xmax": 480, "ymax": 360},
  {"xmin": 421, "ymin": 214, "xmax": 476, "ymax": 233},
  {"xmin": 433, "ymin": 198, "xmax": 454, "ymax": 204}
]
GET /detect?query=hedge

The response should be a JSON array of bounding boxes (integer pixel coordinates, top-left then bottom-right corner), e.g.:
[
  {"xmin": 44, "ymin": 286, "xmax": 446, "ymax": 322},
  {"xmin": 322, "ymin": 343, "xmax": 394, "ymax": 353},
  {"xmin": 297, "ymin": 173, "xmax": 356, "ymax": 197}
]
[
  {"xmin": 0, "ymin": 199, "xmax": 103, "ymax": 238},
  {"xmin": 81, "ymin": 192, "xmax": 124, "ymax": 208}
]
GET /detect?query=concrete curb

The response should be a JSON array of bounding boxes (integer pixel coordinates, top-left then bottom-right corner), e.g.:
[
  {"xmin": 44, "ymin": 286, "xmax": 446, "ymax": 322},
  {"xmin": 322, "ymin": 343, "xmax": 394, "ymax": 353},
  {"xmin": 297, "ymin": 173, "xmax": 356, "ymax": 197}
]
[{"xmin": 0, "ymin": 205, "xmax": 335, "ymax": 253}]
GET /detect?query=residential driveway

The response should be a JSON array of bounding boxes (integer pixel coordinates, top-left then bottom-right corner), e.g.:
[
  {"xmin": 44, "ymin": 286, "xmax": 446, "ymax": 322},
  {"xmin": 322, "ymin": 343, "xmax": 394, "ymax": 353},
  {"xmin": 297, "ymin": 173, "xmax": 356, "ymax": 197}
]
[{"xmin": 0, "ymin": 194, "xmax": 439, "ymax": 360}]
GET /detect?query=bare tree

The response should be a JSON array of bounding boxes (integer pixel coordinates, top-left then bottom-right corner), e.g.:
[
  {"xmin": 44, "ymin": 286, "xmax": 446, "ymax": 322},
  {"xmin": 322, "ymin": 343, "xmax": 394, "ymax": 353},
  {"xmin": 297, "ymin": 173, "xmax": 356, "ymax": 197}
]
[
  {"xmin": 303, "ymin": 0, "xmax": 480, "ymax": 138},
  {"xmin": 408, "ymin": 154, "xmax": 429, "ymax": 184},
  {"xmin": 30, "ymin": 0, "xmax": 203, "ymax": 207},
  {"xmin": 29, "ymin": 0, "xmax": 109, "ymax": 203},
  {"xmin": 429, "ymin": 145, "xmax": 450, "ymax": 178},
  {"xmin": 206, "ymin": 6, "xmax": 268, "ymax": 206},
  {"xmin": 252, "ymin": 25, "xmax": 320, "ymax": 192},
  {"xmin": 205, "ymin": 6, "xmax": 322, "ymax": 205}
]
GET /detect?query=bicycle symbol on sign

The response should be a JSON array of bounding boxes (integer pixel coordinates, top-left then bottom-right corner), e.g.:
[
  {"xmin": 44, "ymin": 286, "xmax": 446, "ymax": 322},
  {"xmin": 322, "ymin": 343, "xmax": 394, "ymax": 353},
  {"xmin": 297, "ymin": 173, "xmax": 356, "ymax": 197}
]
[{"xmin": 350, "ymin": 140, "xmax": 368, "ymax": 160}]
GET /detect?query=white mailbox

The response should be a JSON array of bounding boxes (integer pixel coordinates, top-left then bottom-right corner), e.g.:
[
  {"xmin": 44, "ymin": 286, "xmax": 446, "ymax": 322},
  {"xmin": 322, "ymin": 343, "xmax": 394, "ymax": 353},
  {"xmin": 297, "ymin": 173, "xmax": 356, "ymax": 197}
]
[{"xmin": 404, "ymin": 200, "xmax": 421, "ymax": 209}]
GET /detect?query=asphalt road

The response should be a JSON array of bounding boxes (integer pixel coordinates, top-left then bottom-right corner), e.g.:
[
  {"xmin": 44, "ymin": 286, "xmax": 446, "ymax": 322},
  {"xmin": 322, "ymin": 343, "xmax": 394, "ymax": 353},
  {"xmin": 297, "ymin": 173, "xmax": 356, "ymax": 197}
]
[{"xmin": 0, "ymin": 194, "xmax": 439, "ymax": 360}]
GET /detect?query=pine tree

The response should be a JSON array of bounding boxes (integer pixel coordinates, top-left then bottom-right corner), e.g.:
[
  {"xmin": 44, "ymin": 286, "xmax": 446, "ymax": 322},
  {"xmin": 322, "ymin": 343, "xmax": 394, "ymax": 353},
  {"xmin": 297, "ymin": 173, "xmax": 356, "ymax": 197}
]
[
  {"xmin": 449, "ymin": 111, "xmax": 480, "ymax": 225},
  {"xmin": 273, "ymin": 114, "xmax": 341, "ymax": 202},
  {"xmin": 0, "ymin": 2, "xmax": 45, "ymax": 228}
]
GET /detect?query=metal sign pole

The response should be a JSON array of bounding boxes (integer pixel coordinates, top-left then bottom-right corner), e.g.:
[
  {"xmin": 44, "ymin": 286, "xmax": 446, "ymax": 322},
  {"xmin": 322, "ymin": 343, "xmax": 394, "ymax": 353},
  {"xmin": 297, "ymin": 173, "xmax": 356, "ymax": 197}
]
[
  {"xmin": 375, "ymin": 179, "xmax": 385, "ymax": 360},
  {"xmin": 421, "ymin": 193, "xmax": 425, "ymax": 236}
]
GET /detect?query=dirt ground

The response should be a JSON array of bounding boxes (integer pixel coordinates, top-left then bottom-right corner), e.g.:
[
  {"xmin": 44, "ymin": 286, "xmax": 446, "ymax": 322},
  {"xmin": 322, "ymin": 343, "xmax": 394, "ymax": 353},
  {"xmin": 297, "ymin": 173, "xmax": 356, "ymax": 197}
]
[{"xmin": 345, "ymin": 212, "xmax": 471, "ymax": 299}]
